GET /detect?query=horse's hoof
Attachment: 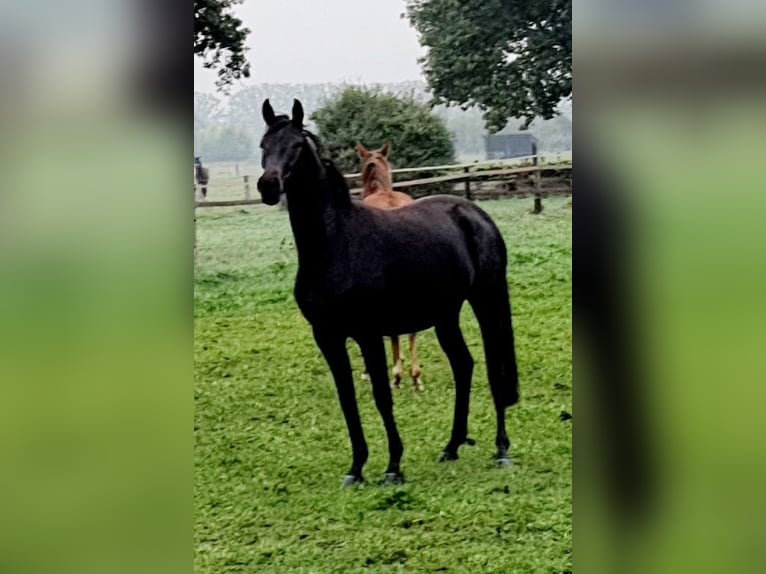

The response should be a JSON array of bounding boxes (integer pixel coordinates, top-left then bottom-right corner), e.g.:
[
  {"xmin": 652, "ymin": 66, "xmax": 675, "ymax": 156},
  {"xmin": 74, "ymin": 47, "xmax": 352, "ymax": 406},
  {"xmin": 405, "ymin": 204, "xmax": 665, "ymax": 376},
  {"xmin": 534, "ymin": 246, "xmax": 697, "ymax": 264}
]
[
  {"xmin": 342, "ymin": 474, "xmax": 363, "ymax": 487},
  {"xmin": 381, "ymin": 472, "xmax": 405, "ymax": 485},
  {"xmin": 360, "ymin": 373, "xmax": 370, "ymax": 382},
  {"xmin": 413, "ymin": 378, "xmax": 424, "ymax": 392},
  {"xmin": 495, "ymin": 457, "xmax": 513, "ymax": 469},
  {"xmin": 438, "ymin": 450, "xmax": 458, "ymax": 463}
]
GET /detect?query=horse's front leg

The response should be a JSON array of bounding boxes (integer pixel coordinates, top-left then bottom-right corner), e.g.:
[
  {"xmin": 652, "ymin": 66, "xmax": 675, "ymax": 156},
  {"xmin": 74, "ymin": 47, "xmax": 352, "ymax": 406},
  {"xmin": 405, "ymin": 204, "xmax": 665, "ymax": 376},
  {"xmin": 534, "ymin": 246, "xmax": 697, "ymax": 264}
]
[
  {"xmin": 359, "ymin": 336, "xmax": 405, "ymax": 484},
  {"xmin": 313, "ymin": 327, "xmax": 368, "ymax": 486}
]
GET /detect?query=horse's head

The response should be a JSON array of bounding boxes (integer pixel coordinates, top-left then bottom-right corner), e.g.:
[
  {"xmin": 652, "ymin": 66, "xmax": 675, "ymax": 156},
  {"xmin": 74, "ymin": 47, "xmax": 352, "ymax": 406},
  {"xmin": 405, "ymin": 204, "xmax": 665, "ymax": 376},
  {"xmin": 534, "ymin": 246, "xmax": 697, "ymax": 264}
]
[
  {"xmin": 357, "ymin": 141, "xmax": 392, "ymax": 194},
  {"xmin": 257, "ymin": 99, "xmax": 308, "ymax": 205}
]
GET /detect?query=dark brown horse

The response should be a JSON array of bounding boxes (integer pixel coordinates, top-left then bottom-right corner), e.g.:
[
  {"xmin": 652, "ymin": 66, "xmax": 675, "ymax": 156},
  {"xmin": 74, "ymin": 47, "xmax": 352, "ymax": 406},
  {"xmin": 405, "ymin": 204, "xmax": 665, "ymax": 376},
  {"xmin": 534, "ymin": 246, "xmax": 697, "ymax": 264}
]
[
  {"xmin": 257, "ymin": 99, "xmax": 520, "ymax": 486},
  {"xmin": 356, "ymin": 141, "xmax": 423, "ymax": 391},
  {"xmin": 194, "ymin": 156, "xmax": 209, "ymax": 199}
]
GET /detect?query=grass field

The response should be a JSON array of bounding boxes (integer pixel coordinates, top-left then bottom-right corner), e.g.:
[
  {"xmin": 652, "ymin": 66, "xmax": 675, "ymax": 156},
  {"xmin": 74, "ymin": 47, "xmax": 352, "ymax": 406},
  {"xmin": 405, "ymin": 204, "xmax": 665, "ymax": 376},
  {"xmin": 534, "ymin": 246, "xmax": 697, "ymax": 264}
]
[{"xmin": 194, "ymin": 197, "xmax": 572, "ymax": 573}]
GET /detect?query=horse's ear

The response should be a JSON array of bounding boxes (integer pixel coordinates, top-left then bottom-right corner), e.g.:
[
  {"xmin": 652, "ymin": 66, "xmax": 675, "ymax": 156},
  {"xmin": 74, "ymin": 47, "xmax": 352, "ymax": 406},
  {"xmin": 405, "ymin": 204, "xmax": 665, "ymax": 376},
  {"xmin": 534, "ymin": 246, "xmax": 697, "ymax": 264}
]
[
  {"xmin": 262, "ymin": 99, "xmax": 276, "ymax": 126},
  {"xmin": 356, "ymin": 142, "xmax": 370, "ymax": 159},
  {"xmin": 292, "ymin": 99, "xmax": 304, "ymax": 128},
  {"xmin": 380, "ymin": 141, "xmax": 391, "ymax": 158}
]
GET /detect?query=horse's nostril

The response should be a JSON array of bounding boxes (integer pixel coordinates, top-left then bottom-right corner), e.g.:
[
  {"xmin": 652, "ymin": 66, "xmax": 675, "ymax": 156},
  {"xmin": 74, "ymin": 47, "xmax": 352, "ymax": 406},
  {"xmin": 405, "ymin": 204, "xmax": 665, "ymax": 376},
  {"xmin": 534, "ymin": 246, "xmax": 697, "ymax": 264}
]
[{"xmin": 257, "ymin": 173, "xmax": 282, "ymax": 201}]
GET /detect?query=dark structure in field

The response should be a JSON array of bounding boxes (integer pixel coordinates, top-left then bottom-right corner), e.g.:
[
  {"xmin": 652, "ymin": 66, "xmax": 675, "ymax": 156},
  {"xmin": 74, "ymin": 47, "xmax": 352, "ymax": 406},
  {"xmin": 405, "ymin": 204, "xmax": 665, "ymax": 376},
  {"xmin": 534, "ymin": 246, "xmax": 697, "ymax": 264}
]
[{"xmin": 484, "ymin": 133, "xmax": 538, "ymax": 160}]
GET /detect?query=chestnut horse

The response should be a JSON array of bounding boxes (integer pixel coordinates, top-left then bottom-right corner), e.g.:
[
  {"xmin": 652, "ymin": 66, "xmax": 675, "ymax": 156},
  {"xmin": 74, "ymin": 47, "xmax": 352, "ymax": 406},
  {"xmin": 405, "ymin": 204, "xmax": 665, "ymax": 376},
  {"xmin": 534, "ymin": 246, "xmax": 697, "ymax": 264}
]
[{"xmin": 357, "ymin": 141, "xmax": 423, "ymax": 391}]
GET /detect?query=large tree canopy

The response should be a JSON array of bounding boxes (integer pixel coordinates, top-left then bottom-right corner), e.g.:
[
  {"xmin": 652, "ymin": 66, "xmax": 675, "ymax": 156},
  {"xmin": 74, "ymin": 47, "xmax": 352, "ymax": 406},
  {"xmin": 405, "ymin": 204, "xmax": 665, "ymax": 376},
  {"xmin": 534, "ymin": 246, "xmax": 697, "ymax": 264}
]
[
  {"xmin": 406, "ymin": 0, "xmax": 571, "ymax": 132},
  {"xmin": 194, "ymin": 0, "xmax": 251, "ymax": 89}
]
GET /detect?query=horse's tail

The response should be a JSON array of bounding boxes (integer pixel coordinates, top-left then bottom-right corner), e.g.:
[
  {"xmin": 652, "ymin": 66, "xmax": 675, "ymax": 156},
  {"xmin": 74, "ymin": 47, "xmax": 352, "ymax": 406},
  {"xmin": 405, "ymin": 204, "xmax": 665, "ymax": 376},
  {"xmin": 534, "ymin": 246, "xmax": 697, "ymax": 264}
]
[
  {"xmin": 469, "ymin": 274, "xmax": 520, "ymax": 408},
  {"xmin": 460, "ymin": 205, "xmax": 519, "ymax": 408}
]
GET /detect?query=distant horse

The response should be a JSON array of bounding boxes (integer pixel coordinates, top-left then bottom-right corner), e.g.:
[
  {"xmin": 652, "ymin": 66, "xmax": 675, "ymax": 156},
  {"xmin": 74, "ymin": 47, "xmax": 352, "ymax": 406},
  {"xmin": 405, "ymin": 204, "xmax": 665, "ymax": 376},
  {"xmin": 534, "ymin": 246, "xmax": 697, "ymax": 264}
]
[
  {"xmin": 194, "ymin": 156, "xmax": 209, "ymax": 199},
  {"xmin": 357, "ymin": 141, "xmax": 423, "ymax": 392},
  {"xmin": 257, "ymin": 99, "xmax": 520, "ymax": 486}
]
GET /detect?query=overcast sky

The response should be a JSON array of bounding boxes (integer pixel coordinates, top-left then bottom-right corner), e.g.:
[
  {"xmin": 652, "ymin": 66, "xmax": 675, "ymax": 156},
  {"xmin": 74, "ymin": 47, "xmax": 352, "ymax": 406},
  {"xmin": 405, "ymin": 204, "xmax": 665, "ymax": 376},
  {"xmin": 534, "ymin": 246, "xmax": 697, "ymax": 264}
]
[{"xmin": 194, "ymin": 0, "xmax": 426, "ymax": 93}]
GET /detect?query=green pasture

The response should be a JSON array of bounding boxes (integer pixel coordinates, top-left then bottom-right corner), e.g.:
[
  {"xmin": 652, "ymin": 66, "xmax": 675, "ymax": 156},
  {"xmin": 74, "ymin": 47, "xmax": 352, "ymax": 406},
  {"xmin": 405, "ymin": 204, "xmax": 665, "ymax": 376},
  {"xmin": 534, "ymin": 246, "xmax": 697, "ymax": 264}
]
[{"xmin": 194, "ymin": 198, "xmax": 572, "ymax": 573}]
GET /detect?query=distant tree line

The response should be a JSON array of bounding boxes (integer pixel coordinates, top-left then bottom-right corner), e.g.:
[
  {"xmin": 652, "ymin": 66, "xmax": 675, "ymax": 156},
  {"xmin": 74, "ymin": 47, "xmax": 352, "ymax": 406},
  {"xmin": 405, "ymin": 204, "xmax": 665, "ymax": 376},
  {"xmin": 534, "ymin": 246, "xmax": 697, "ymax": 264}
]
[
  {"xmin": 193, "ymin": 82, "xmax": 571, "ymax": 165},
  {"xmin": 194, "ymin": 0, "xmax": 571, "ymax": 161}
]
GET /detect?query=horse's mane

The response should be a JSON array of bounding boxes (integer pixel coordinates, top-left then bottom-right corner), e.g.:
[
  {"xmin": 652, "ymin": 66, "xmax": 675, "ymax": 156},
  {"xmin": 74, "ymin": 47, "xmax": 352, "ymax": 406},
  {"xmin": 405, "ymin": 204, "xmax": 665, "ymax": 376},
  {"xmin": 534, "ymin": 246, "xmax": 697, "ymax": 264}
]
[{"xmin": 302, "ymin": 128, "xmax": 350, "ymax": 208}]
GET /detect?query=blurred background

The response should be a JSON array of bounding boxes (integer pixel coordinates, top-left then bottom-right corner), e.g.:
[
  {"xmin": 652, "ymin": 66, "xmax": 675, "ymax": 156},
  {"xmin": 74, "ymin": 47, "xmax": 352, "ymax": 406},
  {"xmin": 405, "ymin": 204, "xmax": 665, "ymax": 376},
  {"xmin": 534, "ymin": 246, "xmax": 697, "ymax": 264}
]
[
  {"xmin": 0, "ymin": 1, "xmax": 189, "ymax": 573},
  {"xmin": 576, "ymin": 1, "xmax": 766, "ymax": 572}
]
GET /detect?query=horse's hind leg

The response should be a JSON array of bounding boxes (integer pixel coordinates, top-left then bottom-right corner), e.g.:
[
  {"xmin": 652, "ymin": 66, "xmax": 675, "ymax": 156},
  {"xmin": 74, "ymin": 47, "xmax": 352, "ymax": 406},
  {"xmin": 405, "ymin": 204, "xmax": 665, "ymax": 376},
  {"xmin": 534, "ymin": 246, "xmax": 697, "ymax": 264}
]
[
  {"xmin": 391, "ymin": 336, "xmax": 403, "ymax": 389},
  {"xmin": 435, "ymin": 316, "xmax": 474, "ymax": 462},
  {"xmin": 409, "ymin": 333, "xmax": 424, "ymax": 392},
  {"xmin": 359, "ymin": 336, "xmax": 405, "ymax": 484},
  {"xmin": 469, "ymin": 278, "xmax": 520, "ymax": 467}
]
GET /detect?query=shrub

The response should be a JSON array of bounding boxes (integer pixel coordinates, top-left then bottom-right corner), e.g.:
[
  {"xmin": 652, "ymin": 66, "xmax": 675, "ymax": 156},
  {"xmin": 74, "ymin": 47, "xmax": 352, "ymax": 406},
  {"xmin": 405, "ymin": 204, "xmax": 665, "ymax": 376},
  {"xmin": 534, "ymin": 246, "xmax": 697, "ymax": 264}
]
[{"xmin": 311, "ymin": 86, "xmax": 455, "ymax": 179}]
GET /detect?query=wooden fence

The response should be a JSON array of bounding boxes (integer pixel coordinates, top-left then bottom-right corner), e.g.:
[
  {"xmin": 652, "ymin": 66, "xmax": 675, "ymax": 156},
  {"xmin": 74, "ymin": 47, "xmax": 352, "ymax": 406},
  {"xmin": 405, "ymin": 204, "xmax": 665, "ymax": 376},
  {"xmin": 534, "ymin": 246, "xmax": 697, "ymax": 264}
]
[
  {"xmin": 194, "ymin": 151, "xmax": 571, "ymax": 265},
  {"xmin": 194, "ymin": 150, "xmax": 572, "ymax": 210}
]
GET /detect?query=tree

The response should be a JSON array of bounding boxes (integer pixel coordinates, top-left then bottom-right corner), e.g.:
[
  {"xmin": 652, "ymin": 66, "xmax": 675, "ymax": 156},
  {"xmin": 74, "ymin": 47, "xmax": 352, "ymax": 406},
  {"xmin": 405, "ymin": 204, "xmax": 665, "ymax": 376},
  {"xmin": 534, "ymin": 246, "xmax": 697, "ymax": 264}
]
[
  {"xmin": 195, "ymin": 125, "xmax": 253, "ymax": 163},
  {"xmin": 406, "ymin": 0, "xmax": 571, "ymax": 132},
  {"xmin": 311, "ymin": 86, "xmax": 454, "ymax": 176},
  {"xmin": 194, "ymin": 92, "xmax": 223, "ymax": 132},
  {"xmin": 194, "ymin": 0, "xmax": 251, "ymax": 89}
]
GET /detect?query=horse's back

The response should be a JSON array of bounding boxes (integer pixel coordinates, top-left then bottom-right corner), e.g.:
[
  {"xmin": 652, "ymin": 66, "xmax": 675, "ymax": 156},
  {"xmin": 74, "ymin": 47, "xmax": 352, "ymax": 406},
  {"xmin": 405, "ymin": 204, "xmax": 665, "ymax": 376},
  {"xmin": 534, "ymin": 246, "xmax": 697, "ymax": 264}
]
[
  {"xmin": 362, "ymin": 190, "xmax": 413, "ymax": 210},
  {"xmin": 349, "ymin": 194, "xmax": 508, "ymax": 288},
  {"xmin": 371, "ymin": 195, "xmax": 506, "ymax": 259},
  {"xmin": 412, "ymin": 195, "xmax": 507, "ymax": 261}
]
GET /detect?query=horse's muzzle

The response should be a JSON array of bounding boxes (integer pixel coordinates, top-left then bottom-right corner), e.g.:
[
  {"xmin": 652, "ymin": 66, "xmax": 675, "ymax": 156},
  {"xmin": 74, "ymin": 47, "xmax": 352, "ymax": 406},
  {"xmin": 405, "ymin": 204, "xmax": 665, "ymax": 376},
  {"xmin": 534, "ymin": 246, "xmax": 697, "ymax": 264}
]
[{"xmin": 257, "ymin": 172, "xmax": 282, "ymax": 205}]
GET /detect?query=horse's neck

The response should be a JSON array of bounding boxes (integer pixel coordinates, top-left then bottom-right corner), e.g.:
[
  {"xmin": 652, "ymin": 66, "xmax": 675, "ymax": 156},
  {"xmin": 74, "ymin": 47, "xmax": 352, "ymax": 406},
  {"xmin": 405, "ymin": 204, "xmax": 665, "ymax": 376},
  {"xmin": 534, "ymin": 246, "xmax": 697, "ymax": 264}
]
[
  {"xmin": 362, "ymin": 167, "xmax": 392, "ymax": 197},
  {"xmin": 286, "ymin": 155, "xmax": 345, "ymax": 271}
]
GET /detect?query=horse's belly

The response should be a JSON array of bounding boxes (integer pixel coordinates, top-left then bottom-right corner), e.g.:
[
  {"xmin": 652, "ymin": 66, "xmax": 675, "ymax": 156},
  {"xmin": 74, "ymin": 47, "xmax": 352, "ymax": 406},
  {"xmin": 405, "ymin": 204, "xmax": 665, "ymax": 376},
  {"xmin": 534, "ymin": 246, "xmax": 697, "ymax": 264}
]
[
  {"xmin": 339, "ymin": 288, "xmax": 467, "ymax": 335},
  {"xmin": 295, "ymin": 264, "xmax": 472, "ymax": 335}
]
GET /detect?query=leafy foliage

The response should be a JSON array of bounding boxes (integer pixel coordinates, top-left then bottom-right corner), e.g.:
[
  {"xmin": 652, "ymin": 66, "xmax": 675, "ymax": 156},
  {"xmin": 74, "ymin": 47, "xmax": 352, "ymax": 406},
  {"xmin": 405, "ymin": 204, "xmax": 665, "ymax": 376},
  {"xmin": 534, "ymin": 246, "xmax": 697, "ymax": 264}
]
[
  {"xmin": 194, "ymin": 92, "xmax": 224, "ymax": 132},
  {"xmin": 407, "ymin": 0, "xmax": 572, "ymax": 132},
  {"xmin": 311, "ymin": 86, "xmax": 455, "ymax": 175},
  {"xmin": 194, "ymin": 0, "xmax": 251, "ymax": 89}
]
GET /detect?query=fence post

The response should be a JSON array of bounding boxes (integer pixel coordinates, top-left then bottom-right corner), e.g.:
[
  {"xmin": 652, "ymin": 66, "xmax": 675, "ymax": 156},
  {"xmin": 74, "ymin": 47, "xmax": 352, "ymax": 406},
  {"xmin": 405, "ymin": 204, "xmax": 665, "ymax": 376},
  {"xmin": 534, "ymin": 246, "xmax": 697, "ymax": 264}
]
[
  {"xmin": 532, "ymin": 142, "xmax": 543, "ymax": 214},
  {"xmin": 244, "ymin": 175, "xmax": 250, "ymax": 200},
  {"xmin": 464, "ymin": 166, "xmax": 472, "ymax": 200}
]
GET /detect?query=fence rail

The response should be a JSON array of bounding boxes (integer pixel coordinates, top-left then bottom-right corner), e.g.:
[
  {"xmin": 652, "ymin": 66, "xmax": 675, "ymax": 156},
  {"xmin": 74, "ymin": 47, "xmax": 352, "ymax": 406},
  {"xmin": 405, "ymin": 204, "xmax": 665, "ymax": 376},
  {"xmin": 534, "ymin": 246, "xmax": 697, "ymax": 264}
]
[
  {"xmin": 195, "ymin": 155, "xmax": 572, "ymax": 209},
  {"xmin": 194, "ymin": 150, "xmax": 571, "ymax": 264},
  {"xmin": 342, "ymin": 151, "xmax": 571, "ymax": 178}
]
